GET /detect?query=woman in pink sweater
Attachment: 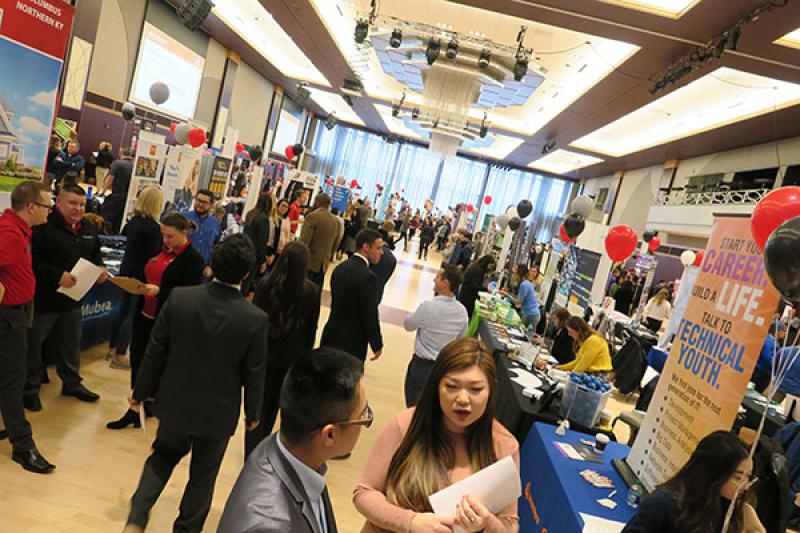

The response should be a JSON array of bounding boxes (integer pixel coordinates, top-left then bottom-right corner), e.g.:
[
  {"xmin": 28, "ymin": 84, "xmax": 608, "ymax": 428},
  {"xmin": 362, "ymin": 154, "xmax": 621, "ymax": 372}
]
[{"xmin": 353, "ymin": 337, "xmax": 520, "ymax": 533}]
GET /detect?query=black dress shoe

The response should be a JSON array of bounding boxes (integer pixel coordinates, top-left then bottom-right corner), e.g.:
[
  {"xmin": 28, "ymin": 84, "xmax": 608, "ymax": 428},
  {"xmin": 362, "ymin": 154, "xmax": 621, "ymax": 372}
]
[
  {"xmin": 41, "ymin": 369, "xmax": 50, "ymax": 384},
  {"xmin": 23, "ymin": 394, "xmax": 42, "ymax": 412},
  {"xmin": 0, "ymin": 429, "xmax": 7, "ymax": 440},
  {"xmin": 62, "ymin": 384, "xmax": 100, "ymax": 402},
  {"xmin": 106, "ymin": 409, "xmax": 140, "ymax": 430},
  {"xmin": 12, "ymin": 448, "xmax": 55, "ymax": 474}
]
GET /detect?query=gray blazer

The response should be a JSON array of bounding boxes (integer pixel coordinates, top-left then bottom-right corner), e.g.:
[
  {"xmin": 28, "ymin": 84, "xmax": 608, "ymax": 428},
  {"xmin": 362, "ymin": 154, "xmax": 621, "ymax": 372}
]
[{"xmin": 217, "ymin": 434, "xmax": 337, "ymax": 533}]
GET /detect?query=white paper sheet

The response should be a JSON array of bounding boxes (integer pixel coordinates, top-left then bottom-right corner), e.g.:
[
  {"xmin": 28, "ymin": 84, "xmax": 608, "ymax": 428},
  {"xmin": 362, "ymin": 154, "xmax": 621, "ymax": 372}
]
[
  {"xmin": 429, "ymin": 455, "xmax": 521, "ymax": 533},
  {"xmin": 56, "ymin": 258, "xmax": 102, "ymax": 301},
  {"xmin": 508, "ymin": 368, "xmax": 543, "ymax": 389},
  {"xmin": 580, "ymin": 513, "xmax": 625, "ymax": 533}
]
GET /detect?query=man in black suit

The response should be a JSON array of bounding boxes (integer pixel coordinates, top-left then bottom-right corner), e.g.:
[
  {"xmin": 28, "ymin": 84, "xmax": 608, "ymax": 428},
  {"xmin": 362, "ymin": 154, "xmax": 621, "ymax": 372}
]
[
  {"xmin": 321, "ymin": 228, "xmax": 384, "ymax": 362},
  {"xmin": 218, "ymin": 348, "xmax": 370, "ymax": 533},
  {"xmin": 123, "ymin": 234, "xmax": 267, "ymax": 533}
]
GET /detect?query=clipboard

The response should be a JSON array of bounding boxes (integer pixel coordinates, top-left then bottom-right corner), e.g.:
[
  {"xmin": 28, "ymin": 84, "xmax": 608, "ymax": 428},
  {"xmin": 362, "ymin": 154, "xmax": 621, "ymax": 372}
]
[{"xmin": 108, "ymin": 276, "xmax": 148, "ymax": 295}]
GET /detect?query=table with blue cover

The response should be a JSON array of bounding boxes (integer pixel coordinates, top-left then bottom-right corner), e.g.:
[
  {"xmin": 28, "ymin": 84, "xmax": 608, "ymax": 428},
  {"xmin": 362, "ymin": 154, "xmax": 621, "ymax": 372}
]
[{"xmin": 519, "ymin": 422, "xmax": 636, "ymax": 532}]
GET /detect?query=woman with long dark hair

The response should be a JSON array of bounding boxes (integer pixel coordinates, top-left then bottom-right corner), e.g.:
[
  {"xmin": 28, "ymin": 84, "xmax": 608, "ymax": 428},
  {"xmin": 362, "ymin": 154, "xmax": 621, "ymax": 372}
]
[
  {"xmin": 242, "ymin": 193, "xmax": 277, "ymax": 295},
  {"xmin": 354, "ymin": 337, "xmax": 519, "ymax": 532},
  {"xmin": 623, "ymin": 431, "xmax": 764, "ymax": 533},
  {"xmin": 246, "ymin": 241, "xmax": 321, "ymax": 457},
  {"xmin": 106, "ymin": 213, "xmax": 204, "ymax": 429},
  {"xmin": 549, "ymin": 307, "xmax": 575, "ymax": 365},
  {"xmin": 459, "ymin": 255, "xmax": 496, "ymax": 318}
]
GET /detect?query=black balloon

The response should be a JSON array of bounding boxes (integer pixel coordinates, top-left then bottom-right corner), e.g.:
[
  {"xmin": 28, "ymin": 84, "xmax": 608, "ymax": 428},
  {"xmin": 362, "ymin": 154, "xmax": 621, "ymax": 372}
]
[
  {"xmin": 643, "ymin": 230, "xmax": 655, "ymax": 243},
  {"xmin": 564, "ymin": 213, "xmax": 585, "ymax": 239},
  {"xmin": 764, "ymin": 216, "xmax": 800, "ymax": 302},
  {"xmin": 508, "ymin": 217, "xmax": 521, "ymax": 231},
  {"xmin": 248, "ymin": 145, "xmax": 263, "ymax": 161},
  {"xmin": 292, "ymin": 143, "xmax": 305, "ymax": 156},
  {"xmin": 122, "ymin": 102, "xmax": 136, "ymax": 121},
  {"xmin": 517, "ymin": 199, "xmax": 533, "ymax": 219}
]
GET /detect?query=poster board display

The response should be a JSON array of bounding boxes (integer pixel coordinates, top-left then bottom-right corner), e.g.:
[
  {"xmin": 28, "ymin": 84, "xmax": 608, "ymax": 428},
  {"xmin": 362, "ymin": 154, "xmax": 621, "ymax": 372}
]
[
  {"xmin": 626, "ymin": 216, "xmax": 780, "ymax": 491},
  {"xmin": 162, "ymin": 144, "xmax": 203, "ymax": 214},
  {"xmin": 208, "ymin": 155, "xmax": 232, "ymax": 199},
  {"xmin": 568, "ymin": 249, "xmax": 601, "ymax": 311},
  {"xmin": 121, "ymin": 140, "xmax": 167, "ymax": 227},
  {"xmin": 331, "ymin": 185, "xmax": 350, "ymax": 214},
  {"xmin": 281, "ymin": 169, "xmax": 319, "ymax": 209},
  {"xmin": 0, "ymin": 0, "xmax": 75, "ymax": 191}
]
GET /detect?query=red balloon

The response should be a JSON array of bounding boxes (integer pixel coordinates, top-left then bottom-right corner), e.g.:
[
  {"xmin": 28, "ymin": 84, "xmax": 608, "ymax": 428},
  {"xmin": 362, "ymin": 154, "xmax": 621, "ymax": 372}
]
[
  {"xmin": 235, "ymin": 143, "xmax": 245, "ymax": 153},
  {"xmin": 187, "ymin": 128, "xmax": 206, "ymax": 148},
  {"xmin": 605, "ymin": 225, "xmax": 638, "ymax": 262},
  {"xmin": 694, "ymin": 251, "xmax": 704, "ymax": 267},
  {"xmin": 648, "ymin": 237, "xmax": 661, "ymax": 252},
  {"xmin": 484, "ymin": 195, "xmax": 492, "ymax": 205},
  {"xmin": 467, "ymin": 204, "xmax": 474, "ymax": 213},
  {"xmin": 350, "ymin": 179, "xmax": 358, "ymax": 188},
  {"xmin": 751, "ymin": 187, "xmax": 800, "ymax": 251},
  {"xmin": 284, "ymin": 145, "xmax": 295, "ymax": 160},
  {"xmin": 170, "ymin": 123, "xmax": 177, "ymax": 134},
  {"xmin": 559, "ymin": 224, "xmax": 573, "ymax": 243}
]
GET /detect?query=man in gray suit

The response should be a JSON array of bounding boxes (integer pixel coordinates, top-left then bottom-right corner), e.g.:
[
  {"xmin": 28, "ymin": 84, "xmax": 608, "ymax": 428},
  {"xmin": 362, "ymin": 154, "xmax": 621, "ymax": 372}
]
[
  {"xmin": 299, "ymin": 193, "xmax": 342, "ymax": 288},
  {"xmin": 218, "ymin": 348, "xmax": 370, "ymax": 533},
  {"xmin": 123, "ymin": 235, "xmax": 268, "ymax": 533}
]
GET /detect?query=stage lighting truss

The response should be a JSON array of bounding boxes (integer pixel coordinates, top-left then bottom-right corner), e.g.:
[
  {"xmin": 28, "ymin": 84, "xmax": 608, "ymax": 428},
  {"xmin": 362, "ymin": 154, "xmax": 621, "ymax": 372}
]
[{"xmin": 390, "ymin": 100, "xmax": 492, "ymax": 143}]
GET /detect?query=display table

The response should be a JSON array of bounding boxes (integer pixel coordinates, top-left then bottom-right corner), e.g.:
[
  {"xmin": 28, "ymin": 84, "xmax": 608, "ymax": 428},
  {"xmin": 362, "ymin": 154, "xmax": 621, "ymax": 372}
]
[
  {"xmin": 740, "ymin": 389, "xmax": 787, "ymax": 437},
  {"xmin": 519, "ymin": 423, "xmax": 636, "ymax": 533}
]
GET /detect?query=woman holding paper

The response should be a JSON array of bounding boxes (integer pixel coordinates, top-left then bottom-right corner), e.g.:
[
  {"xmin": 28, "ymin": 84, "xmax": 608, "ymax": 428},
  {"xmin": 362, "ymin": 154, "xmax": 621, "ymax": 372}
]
[
  {"xmin": 622, "ymin": 430, "xmax": 764, "ymax": 533},
  {"xmin": 106, "ymin": 213, "xmax": 204, "ymax": 430},
  {"xmin": 354, "ymin": 337, "xmax": 519, "ymax": 533}
]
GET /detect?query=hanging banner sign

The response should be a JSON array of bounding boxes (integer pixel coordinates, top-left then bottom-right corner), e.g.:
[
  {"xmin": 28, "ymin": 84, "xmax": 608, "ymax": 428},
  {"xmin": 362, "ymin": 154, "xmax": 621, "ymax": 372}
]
[{"xmin": 627, "ymin": 215, "xmax": 780, "ymax": 491}]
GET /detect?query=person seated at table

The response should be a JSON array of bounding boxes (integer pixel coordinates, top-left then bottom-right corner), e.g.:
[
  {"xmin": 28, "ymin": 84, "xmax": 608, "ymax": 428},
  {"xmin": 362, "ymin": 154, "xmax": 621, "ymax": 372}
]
[
  {"xmin": 549, "ymin": 307, "xmax": 575, "ymax": 366},
  {"xmin": 751, "ymin": 321, "xmax": 786, "ymax": 393},
  {"xmin": 353, "ymin": 337, "xmax": 520, "ymax": 533},
  {"xmin": 459, "ymin": 255, "xmax": 496, "ymax": 319},
  {"xmin": 537, "ymin": 317, "xmax": 611, "ymax": 376},
  {"xmin": 503, "ymin": 264, "xmax": 541, "ymax": 331},
  {"xmin": 622, "ymin": 430, "xmax": 764, "ymax": 533},
  {"xmin": 643, "ymin": 288, "xmax": 671, "ymax": 333}
]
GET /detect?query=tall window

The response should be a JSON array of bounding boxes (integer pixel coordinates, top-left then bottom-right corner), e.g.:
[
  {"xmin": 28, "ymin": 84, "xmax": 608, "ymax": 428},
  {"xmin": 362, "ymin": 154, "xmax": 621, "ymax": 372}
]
[{"xmin": 435, "ymin": 157, "xmax": 488, "ymax": 210}]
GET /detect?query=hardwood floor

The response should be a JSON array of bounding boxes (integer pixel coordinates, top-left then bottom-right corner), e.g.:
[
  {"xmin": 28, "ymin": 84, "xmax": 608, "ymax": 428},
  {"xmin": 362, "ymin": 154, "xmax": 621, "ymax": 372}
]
[{"xmin": 0, "ymin": 244, "xmax": 634, "ymax": 532}]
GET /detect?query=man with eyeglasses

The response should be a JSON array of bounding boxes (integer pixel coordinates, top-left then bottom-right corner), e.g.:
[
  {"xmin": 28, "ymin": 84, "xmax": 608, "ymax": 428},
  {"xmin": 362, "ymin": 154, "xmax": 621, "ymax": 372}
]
[
  {"xmin": 218, "ymin": 348, "xmax": 370, "ymax": 533},
  {"xmin": 183, "ymin": 189, "xmax": 221, "ymax": 278},
  {"xmin": 0, "ymin": 181, "xmax": 55, "ymax": 474}
]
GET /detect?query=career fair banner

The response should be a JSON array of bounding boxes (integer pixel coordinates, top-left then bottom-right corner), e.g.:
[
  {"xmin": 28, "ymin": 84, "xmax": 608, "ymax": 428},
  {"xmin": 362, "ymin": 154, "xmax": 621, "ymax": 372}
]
[
  {"xmin": 627, "ymin": 216, "xmax": 780, "ymax": 491},
  {"xmin": 0, "ymin": 0, "xmax": 74, "ymax": 191}
]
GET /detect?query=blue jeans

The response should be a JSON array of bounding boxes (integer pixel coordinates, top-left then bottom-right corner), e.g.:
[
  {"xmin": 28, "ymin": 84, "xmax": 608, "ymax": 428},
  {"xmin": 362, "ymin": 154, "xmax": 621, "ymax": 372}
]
[
  {"xmin": 109, "ymin": 294, "xmax": 139, "ymax": 355},
  {"xmin": 521, "ymin": 312, "xmax": 540, "ymax": 332}
]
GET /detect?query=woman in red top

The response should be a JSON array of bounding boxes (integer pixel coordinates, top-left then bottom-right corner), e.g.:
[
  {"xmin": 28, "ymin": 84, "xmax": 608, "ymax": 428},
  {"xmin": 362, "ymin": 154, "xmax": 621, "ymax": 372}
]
[{"xmin": 106, "ymin": 213, "xmax": 204, "ymax": 429}]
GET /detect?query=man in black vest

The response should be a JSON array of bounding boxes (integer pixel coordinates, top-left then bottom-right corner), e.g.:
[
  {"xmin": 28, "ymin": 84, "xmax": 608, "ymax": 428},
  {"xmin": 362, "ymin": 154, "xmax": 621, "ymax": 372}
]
[
  {"xmin": 321, "ymin": 228, "xmax": 384, "ymax": 362},
  {"xmin": 123, "ymin": 234, "xmax": 268, "ymax": 533},
  {"xmin": 25, "ymin": 184, "xmax": 106, "ymax": 411}
]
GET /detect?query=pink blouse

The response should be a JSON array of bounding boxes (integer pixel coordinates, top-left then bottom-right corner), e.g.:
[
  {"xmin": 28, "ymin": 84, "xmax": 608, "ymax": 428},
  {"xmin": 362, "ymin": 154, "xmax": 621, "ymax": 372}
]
[{"xmin": 353, "ymin": 408, "xmax": 520, "ymax": 533}]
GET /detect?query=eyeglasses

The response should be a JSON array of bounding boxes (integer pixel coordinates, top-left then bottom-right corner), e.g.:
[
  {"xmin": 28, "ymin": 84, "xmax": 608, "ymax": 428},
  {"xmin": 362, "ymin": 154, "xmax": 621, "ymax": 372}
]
[
  {"xmin": 314, "ymin": 404, "xmax": 374, "ymax": 432},
  {"xmin": 32, "ymin": 202, "xmax": 52, "ymax": 211}
]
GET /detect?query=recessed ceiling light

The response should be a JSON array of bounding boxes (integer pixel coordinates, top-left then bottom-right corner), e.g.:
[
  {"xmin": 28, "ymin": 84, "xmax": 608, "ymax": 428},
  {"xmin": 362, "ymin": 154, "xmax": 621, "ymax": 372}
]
[
  {"xmin": 212, "ymin": 0, "xmax": 331, "ymax": 87},
  {"xmin": 570, "ymin": 67, "xmax": 800, "ymax": 158},
  {"xmin": 595, "ymin": 0, "xmax": 701, "ymax": 18},
  {"xmin": 774, "ymin": 28, "xmax": 800, "ymax": 50},
  {"xmin": 528, "ymin": 149, "xmax": 604, "ymax": 175},
  {"xmin": 308, "ymin": 88, "xmax": 364, "ymax": 126}
]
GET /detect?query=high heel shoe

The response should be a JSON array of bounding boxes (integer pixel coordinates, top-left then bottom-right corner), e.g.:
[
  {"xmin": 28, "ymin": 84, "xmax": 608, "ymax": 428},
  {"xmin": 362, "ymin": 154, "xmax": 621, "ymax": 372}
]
[{"xmin": 106, "ymin": 409, "xmax": 140, "ymax": 430}]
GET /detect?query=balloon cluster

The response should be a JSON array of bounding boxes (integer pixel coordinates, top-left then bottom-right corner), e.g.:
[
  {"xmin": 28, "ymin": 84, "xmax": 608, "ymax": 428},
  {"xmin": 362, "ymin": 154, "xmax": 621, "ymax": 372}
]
[
  {"xmin": 284, "ymin": 143, "xmax": 305, "ymax": 160},
  {"xmin": 484, "ymin": 195, "xmax": 492, "ymax": 205},
  {"xmin": 604, "ymin": 225, "xmax": 637, "ymax": 262},
  {"xmin": 558, "ymin": 195, "xmax": 591, "ymax": 243},
  {"xmin": 350, "ymin": 179, "xmax": 361, "ymax": 189},
  {"xmin": 752, "ymin": 187, "xmax": 800, "ymax": 301}
]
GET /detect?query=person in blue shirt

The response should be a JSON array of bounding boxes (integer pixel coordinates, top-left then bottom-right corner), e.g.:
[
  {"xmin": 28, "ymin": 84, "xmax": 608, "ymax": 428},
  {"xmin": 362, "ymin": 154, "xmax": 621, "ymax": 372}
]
[
  {"xmin": 51, "ymin": 140, "xmax": 85, "ymax": 187},
  {"xmin": 504, "ymin": 264, "xmax": 541, "ymax": 330},
  {"xmin": 752, "ymin": 320, "xmax": 786, "ymax": 393},
  {"xmin": 182, "ymin": 189, "xmax": 221, "ymax": 277},
  {"xmin": 779, "ymin": 343, "xmax": 800, "ymax": 399}
]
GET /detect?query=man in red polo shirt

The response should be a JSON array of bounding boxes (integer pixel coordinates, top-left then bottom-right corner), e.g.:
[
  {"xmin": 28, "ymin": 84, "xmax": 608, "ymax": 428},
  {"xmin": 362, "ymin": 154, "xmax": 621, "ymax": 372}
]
[
  {"xmin": 288, "ymin": 189, "xmax": 308, "ymax": 234},
  {"xmin": 0, "ymin": 181, "xmax": 55, "ymax": 474}
]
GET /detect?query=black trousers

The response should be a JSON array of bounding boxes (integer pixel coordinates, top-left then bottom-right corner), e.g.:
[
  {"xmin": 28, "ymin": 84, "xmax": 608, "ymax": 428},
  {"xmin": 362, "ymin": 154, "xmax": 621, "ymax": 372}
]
[
  {"xmin": 244, "ymin": 365, "xmax": 288, "ymax": 458},
  {"xmin": 0, "ymin": 307, "xmax": 34, "ymax": 452},
  {"xmin": 130, "ymin": 313, "xmax": 155, "ymax": 388},
  {"xmin": 645, "ymin": 317, "xmax": 663, "ymax": 333},
  {"xmin": 128, "ymin": 422, "xmax": 230, "ymax": 532},
  {"xmin": 418, "ymin": 239, "xmax": 432, "ymax": 259},
  {"xmin": 307, "ymin": 269, "xmax": 324, "ymax": 288},
  {"xmin": 25, "ymin": 308, "xmax": 82, "ymax": 396},
  {"xmin": 404, "ymin": 356, "xmax": 435, "ymax": 408}
]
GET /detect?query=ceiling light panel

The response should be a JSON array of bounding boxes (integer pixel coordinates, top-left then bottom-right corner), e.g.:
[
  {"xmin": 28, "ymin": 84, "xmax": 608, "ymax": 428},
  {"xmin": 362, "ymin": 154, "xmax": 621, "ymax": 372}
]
[
  {"xmin": 462, "ymin": 134, "xmax": 524, "ymax": 160},
  {"xmin": 528, "ymin": 149, "xmax": 604, "ymax": 175},
  {"xmin": 308, "ymin": 88, "xmax": 364, "ymax": 126},
  {"xmin": 212, "ymin": 0, "xmax": 330, "ymax": 87},
  {"xmin": 571, "ymin": 67, "xmax": 800, "ymax": 158},
  {"xmin": 595, "ymin": 0, "xmax": 701, "ymax": 18},
  {"xmin": 774, "ymin": 28, "xmax": 800, "ymax": 50},
  {"xmin": 315, "ymin": 0, "xmax": 638, "ymax": 137}
]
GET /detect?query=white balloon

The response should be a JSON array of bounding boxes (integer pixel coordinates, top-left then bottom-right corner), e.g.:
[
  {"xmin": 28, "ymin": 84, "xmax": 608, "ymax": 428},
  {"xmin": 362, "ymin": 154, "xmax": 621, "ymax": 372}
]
[
  {"xmin": 680, "ymin": 250, "xmax": 696, "ymax": 267},
  {"xmin": 174, "ymin": 123, "xmax": 190, "ymax": 145},
  {"xmin": 149, "ymin": 82, "xmax": 170, "ymax": 105},
  {"xmin": 571, "ymin": 195, "xmax": 594, "ymax": 218},
  {"xmin": 505, "ymin": 206, "xmax": 518, "ymax": 219},
  {"xmin": 496, "ymin": 214, "xmax": 509, "ymax": 229}
]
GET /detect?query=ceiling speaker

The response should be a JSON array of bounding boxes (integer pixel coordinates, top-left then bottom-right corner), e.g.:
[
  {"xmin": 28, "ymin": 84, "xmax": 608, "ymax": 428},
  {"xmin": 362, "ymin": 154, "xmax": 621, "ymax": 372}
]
[{"xmin": 177, "ymin": 0, "xmax": 214, "ymax": 32}]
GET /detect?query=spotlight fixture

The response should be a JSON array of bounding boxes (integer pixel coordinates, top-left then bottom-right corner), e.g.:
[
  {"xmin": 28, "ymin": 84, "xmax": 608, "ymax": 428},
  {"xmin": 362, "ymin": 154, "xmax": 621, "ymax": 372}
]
[
  {"xmin": 478, "ymin": 49, "xmax": 491, "ymax": 69},
  {"xmin": 479, "ymin": 113, "xmax": 488, "ymax": 138},
  {"xmin": 354, "ymin": 19, "xmax": 369, "ymax": 44},
  {"xmin": 513, "ymin": 55, "xmax": 528, "ymax": 82},
  {"xmin": 445, "ymin": 38, "xmax": 459, "ymax": 59},
  {"xmin": 725, "ymin": 26, "xmax": 742, "ymax": 51},
  {"xmin": 343, "ymin": 94, "xmax": 354, "ymax": 106},
  {"xmin": 390, "ymin": 29, "xmax": 402, "ymax": 48},
  {"xmin": 541, "ymin": 140, "xmax": 556, "ymax": 155},
  {"xmin": 391, "ymin": 104, "xmax": 400, "ymax": 117},
  {"xmin": 411, "ymin": 108, "xmax": 420, "ymax": 119},
  {"xmin": 324, "ymin": 113, "xmax": 337, "ymax": 131},
  {"xmin": 426, "ymin": 39, "xmax": 441, "ymax": 65}
]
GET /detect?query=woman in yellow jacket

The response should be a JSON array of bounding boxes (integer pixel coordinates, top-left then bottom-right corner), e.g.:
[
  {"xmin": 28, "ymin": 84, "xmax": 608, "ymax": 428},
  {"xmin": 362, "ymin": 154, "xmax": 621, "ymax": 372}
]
[{"xmin": 553, "ymin": 316, "xmax": 612, "ymax": 374}]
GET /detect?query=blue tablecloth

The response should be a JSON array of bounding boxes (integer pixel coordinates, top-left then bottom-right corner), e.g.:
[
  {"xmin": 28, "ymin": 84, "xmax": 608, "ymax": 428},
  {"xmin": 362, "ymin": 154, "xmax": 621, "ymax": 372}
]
[
  {"xmin": 80, "ymin": 281, "xmax": 123, "ymax": 348},
  {"xmin": 519, "ymin": 423, "xmax": 636, "ymax": 532}
]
